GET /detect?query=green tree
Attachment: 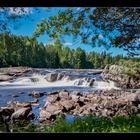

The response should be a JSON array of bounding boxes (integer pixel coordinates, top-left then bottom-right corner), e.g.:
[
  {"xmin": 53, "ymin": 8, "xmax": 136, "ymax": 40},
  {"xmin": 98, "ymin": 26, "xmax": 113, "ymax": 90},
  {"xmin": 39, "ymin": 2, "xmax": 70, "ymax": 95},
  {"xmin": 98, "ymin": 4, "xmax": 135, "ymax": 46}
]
[{"xmin": 34, "ymin": 7, "xmax": 140, "ymax": 56}]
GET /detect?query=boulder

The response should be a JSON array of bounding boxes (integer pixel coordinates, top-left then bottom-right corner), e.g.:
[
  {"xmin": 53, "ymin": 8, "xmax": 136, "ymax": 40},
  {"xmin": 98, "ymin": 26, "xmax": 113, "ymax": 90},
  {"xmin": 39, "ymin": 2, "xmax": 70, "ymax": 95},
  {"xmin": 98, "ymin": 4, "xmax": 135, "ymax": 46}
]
[
  {"xmin": 28, "ymin": 91, "xmax": 45, "ymax": 98},
  {"xmin": 15, "ymin": 102, "xmax": 31, "ymax": 109},
  {"xmin": 45, "ymin": 72, "xmax": 58, "ymax": 82},
  {"xmin": 60, "ymin": 100, "xmax": 75, "ymax": 111},
  {"xmin": 0, "ymin": 75, "xmax": 13, "ymax": 81},
  {"xmin": 57, "ymin": 73, "xmax": 64, "ymax": 80},
  {"xmin": 45, "ymin": 94, "xmax": 60, "ymax": 104},
  {"xmin": 59, "ymin": 91, "xmax": 70, "ymax": 100},
  {"xmin": 39, "ymin": 110, "xmax": 56, "ymax": 122},
  {"xmin": 11, "ymin": 107, "xmax": 32, "ymax": 120},
  {"xmin": 0, "ymin": 107, "xmax": 14, "ymax": 116},
  {"xmin": 45, "ymin": 103, "xmax": 63, "ymax": 114},
  {"xmin": 70, "ymin": 94, "xmax": 80, "ymax": 102},
  {"xmin": 71, "ymin": 91, "xmax": 81, "ymax": 96}
]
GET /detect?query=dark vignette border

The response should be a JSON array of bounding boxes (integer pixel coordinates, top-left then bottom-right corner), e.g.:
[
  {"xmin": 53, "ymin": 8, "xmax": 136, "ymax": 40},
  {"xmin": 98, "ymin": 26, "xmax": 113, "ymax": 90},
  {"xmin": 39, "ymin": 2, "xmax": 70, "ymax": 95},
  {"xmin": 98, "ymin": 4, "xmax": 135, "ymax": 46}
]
[
  {"xmin": 0, "ymin": 0, "xmax": 140, "ymax": 7},
  {"xmin": 0, "ymin": 0, "xmax": 140, "ymax": 139}
]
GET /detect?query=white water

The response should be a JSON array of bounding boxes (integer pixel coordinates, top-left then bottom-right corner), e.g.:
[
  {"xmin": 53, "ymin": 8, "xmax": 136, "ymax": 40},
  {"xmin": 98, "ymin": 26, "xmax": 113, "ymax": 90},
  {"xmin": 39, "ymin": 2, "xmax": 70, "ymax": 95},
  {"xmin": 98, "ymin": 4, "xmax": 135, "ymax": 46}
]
[{"xmin": 0, "ymin": 73, "xmax": 119, "ymax": 90}]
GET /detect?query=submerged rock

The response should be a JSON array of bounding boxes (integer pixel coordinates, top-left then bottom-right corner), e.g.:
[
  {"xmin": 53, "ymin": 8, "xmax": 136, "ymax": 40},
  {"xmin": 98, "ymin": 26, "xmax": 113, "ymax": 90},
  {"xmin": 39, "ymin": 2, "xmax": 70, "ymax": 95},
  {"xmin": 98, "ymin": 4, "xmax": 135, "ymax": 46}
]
[{"xmin": 28, "ymin": 91, "xmax": 45, "ymax": 98}]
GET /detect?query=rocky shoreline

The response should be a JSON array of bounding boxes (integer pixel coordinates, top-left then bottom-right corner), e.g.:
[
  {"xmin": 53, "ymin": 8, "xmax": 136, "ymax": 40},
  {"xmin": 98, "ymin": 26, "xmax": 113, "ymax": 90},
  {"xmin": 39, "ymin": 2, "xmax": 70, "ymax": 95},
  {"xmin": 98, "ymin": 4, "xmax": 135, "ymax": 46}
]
[
  {"xmin": 0, "ymin": 67, "xmax": 32, "ymax": 81},
  {"xmin": 0, "ymin": 66, "xmax": 140, "ymax": 130},
  {"xmin": 0, "ymin": 89, "xmax": 140, "ymax": 127},
  {"xmin": 101, "ymin": 65, "xmax": 140, "ymax": 89}
]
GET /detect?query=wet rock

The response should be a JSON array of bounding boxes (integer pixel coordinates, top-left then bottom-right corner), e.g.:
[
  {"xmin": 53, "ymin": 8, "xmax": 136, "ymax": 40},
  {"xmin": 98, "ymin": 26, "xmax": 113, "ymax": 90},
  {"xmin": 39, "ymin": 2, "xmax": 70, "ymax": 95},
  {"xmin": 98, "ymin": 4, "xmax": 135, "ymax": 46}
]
[
  {"xmin": 70, "ymin": 94, "xmax": 80, "ymax": 102},
  {"xmin": 15, "ymin": 102, "xmax": 31, "ymax": 109},
  {"xmin": 45, "ymin": 72, "xmax": 58, "ymax": 82},
  {"xmin": 57, "ymin": 73, "xmax": 64, "ymax": 80},
  {"xmin": 71, "ymin": 91, "xmax": 81, "ymax": 96},
  {"xmin": 0, "ymin": 107, "xmax": 14, "ymax": 116},
  {"xmin": 12, "ymin": 95, "xmax": 19, "ymax": 98},
  {"xmin": 59, "ymin": 91, "xmax": 70, "ymax": 100},
  {"xmin": 0, "ymin": 75, "xmax": 13, "ymax": 81},
  {"xmin": 29, "ymin": 99, "xmax": 39, "ymax": 104},
  {"xmin": 60, "ymin": 100, "xmax": 75, "ymax": 111},
  {"xmin": 18, "ymin": 92, "xmax": 25, "ymax": 94},
  {"xmin": 101, "ymin": 109, "xmax": 108, "ymax": 117},
  {"xmin": 81, "ymin": 110, "xmax": 90, "ymax": 115},
  {"xmin": 11, "ymin": 107, "xmax": 32, "ymax": 121},
  {"xmin": 45, "ymin": 103, "xmax": 63, "ymax": 114},
  {"xmin": 47, "ymin": 91, "xmax": 59, "ymax": 95},
  {"xmin": 39, "ymin": 110, "xmax": 56, "ymax": 122},
  {"xmin": 45, "ymin": 94, "xmax": 60, "ymax": 104},
  {"xmin": 27, "ymin": 112, "xmax": 35, "ymax": 120},
  {"xmin": 28, "ymin": 91, "xmax": 45, "ymax": 98},
  {"xmin": 31, "ymin": 103, "xmax": 39, "ymax": 107},
  {"xmin": 86, "ymin": 93, "xmax": 94, "ymax": 99}
]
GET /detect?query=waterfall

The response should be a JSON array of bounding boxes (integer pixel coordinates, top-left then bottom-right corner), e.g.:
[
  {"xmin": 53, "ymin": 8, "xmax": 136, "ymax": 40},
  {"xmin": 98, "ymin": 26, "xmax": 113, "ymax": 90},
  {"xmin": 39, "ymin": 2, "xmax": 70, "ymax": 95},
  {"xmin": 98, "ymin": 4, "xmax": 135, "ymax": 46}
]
[{"xmin": 0, "ymin": 71, "xmax": 120, "ymax": 90}]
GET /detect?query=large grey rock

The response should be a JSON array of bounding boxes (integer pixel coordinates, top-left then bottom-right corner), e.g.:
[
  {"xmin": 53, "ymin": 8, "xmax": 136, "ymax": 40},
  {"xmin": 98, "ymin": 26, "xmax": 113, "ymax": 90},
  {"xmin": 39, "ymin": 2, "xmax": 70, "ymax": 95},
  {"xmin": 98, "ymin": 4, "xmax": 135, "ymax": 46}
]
[
  {"xmin": 11, "ymin": 107, "xmax": 32, "ymax": 120},
  {"xmin": 59, "ymin": 91, "xmax": 70, "ymax": 100},
  {"xmin": 70, "ymin": 94, "xmax": 80, "ymax": 102},
  {"xmin": 60, "ymin": 100, "xmax": 75, "ymax": 111},
  {"xmin": 0, "ymin": 107, "xmax": 14, "ymax": 116},
  {"xmin": 57, "ymin": 73, "xmax": 64, "ymax": 80},
  {"xmin": 45, "ymin": 103, "xmax": 63, "ymax": 114},
  {"xmin": 45, "ymin": 72, "xmax": 58, "ymax": 82},
  {"xmin": 45, "ymin": 94, "xmax": 60, "ymax": 104},
  {"xmin": 39, "ymin": 109, "xmax": 56, "ymax": 121},
  {"xmin": 0, "ymin": 75, "xmax": 13, "ymax": 81}
]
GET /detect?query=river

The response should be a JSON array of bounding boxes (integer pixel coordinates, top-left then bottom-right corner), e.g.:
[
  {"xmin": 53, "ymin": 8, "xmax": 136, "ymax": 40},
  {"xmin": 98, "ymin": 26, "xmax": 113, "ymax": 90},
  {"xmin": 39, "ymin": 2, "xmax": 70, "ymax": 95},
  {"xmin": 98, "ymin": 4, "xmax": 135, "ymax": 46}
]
[{"xmin": 0, "ymin": 68, "xmax": 120, "ymax": 122}]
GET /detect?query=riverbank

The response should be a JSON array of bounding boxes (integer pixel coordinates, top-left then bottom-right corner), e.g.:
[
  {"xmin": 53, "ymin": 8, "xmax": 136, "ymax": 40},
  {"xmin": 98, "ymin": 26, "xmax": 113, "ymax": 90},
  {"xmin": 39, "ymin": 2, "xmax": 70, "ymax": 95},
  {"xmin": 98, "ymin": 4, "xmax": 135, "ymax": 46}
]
[
  {"xmin": 0, "ymin": 66, "xmax": 140, "ymax": 132},
  {"xmin": 0, "ymin": 88, "xmax": 140, "ymax": 132}
]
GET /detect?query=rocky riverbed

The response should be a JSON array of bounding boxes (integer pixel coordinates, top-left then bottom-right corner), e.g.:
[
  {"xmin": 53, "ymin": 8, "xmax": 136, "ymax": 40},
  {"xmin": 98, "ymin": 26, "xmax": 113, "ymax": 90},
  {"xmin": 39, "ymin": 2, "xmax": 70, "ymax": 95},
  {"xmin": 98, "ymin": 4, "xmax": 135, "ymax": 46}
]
[
  {"xmin": 0, "ymin": 66, "xmax": 140, "ymax": 128},
  {"xmin": 0, "ymin": 89, "xmax": 140, "ymax": 126}
]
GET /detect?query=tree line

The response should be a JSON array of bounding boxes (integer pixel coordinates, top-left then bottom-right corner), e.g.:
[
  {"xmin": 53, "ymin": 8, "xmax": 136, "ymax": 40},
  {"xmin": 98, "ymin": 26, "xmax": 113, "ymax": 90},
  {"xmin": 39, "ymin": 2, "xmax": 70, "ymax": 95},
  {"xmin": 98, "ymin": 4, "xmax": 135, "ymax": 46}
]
[{"xmin": 0, "ymin": 34, "xmax": 139, "ymax": 69}]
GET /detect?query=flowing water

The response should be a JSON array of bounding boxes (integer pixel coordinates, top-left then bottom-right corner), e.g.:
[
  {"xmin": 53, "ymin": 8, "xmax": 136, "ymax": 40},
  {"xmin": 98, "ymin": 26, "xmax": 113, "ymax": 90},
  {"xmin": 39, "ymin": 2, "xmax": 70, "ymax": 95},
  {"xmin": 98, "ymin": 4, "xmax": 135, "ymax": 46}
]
[
  {"xmin": 0, "ymin": 69, "xmax": 120, "ymax": 122},
  {"xmin": 0, "ymin": 69, "xmax": 120, "ymax": 107}
]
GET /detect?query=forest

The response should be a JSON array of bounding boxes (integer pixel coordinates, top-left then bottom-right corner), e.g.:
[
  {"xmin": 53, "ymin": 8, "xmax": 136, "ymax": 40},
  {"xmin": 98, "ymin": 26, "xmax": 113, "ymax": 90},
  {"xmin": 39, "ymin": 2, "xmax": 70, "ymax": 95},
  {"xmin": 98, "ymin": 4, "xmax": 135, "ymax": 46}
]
[{"xmin": 0, "ymin": 33, "xmax": 139, "ymax": 69}]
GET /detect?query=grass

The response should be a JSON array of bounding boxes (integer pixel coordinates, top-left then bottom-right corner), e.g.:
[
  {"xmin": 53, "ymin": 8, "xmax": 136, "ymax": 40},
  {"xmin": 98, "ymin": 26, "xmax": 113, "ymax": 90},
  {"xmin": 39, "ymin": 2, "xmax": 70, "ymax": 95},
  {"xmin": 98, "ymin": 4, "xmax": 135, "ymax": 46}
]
[{"xmin": 4, "ymin": 115, "xmax": 140, "ymax": 133}]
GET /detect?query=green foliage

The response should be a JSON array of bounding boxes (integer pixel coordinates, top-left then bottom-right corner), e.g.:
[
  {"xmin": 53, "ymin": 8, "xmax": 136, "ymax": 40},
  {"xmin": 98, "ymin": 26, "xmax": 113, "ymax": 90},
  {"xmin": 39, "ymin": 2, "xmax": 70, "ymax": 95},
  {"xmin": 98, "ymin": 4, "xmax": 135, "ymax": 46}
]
[
  {"xmin": 117, "ymin": 59, "xmax": 140, "ymax": 78},
  {"xmin": 33, "ymin": 8, "xmax": 140, "ymax": 57},
  {"xmin": 0, "ymin": 33, "xmax": 139, "ymax": 69},
  {"xmin": 7, "ymin": 115, "xmax": 140, "ymax": 132}
]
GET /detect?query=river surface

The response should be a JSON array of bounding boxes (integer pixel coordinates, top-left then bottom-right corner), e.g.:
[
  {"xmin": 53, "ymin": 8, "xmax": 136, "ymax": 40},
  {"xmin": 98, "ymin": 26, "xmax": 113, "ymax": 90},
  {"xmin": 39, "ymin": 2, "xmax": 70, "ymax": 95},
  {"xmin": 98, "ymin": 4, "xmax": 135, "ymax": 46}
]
[{"xmin": 0, "ymin": 69, "xmax": 120, "ymax": 122}]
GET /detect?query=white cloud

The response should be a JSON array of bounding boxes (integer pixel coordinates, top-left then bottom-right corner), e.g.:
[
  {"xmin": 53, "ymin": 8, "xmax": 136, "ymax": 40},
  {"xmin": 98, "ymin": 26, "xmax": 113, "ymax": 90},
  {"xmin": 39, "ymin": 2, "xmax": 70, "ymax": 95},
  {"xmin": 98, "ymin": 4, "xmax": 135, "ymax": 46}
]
[
  {"xmin": 99, "ymin": 34, "xmax": 104, "ymax": 39},
  {"xmin": 63, "ymin": 42, "xmax": 73, "ymax": 46},
  {"xmin": 76, "ymin": 7, "xmax": 81, "ymax": 11},
  {"xmin": 47, "ymin": 40, "xmax": 55, "ymax": 45},
  {"xmin": 9, "ymin": 8, "xmax": 32, "ymax": 15}
]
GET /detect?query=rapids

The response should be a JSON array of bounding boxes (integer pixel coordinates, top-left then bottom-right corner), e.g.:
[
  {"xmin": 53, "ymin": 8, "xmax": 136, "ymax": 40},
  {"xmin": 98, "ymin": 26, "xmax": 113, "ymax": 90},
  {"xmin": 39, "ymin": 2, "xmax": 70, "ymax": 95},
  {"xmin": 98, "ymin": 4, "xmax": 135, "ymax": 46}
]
[{"xmin": 0, "ymin": 69, "xmax": 119, "ymax": 107}]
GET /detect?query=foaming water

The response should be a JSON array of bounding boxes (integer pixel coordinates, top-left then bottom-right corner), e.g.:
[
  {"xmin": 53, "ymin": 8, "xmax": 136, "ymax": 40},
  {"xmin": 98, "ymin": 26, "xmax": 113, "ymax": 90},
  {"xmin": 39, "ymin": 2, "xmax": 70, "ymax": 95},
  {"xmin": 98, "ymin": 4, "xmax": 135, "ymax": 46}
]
[
  {"xmin": 0, "ymin": 72, "xmax": 119, "ymax": 90},
  {"xmin": 93, "ymin": 80, "xmax": 120, "ymax": 90},
  {"xmin": 0, "ymin": 69, "xmax": 120, "ymax": 117}
]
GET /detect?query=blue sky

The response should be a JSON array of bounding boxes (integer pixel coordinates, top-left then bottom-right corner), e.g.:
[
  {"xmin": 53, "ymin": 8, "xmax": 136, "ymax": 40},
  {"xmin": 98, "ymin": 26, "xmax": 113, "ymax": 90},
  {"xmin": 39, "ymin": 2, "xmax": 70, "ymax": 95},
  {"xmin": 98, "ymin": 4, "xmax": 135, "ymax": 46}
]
[{"xmin": 10, "ymin": 7, "xmax": 128, "ymax": 56}]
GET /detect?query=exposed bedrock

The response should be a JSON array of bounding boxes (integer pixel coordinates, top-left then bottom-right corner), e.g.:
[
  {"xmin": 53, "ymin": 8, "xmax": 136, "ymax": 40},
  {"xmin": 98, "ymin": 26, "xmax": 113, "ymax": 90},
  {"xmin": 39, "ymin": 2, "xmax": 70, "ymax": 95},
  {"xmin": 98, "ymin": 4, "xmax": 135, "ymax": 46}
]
[
  {"xmin": 101, "ymin": 65, "xmax": 140, "ymax": 89},
  {"xmin": 38, "ymin": 89, "xmax": 140, "ymax": 123}
]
